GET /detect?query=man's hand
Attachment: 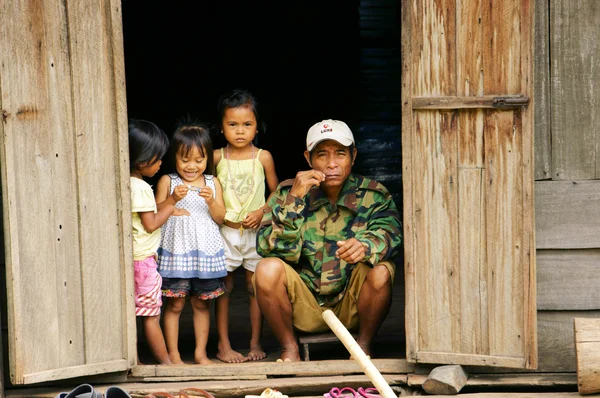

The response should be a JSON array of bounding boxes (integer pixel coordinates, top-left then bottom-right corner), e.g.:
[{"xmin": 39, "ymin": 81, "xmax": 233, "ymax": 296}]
[
  {"xmin": 171, "ymin": 185, "xmax": 189, "ymax": 202},
  {"xmin": 336, "ymin": 238, "xmax": 367, "ymax": 264},
  {"xmin": 289, "ymin": 169, "xmax": 326, "ymax": 198}
]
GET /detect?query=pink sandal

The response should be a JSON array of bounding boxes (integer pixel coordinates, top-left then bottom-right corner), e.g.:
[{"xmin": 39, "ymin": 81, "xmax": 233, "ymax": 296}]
[
  {"xmin": 323, "ymin": 387, "xmax": 359, "ymax": 398},
  {"xmin": 357, "ymin": 387, "xmax": 381, "ymax": 398}
]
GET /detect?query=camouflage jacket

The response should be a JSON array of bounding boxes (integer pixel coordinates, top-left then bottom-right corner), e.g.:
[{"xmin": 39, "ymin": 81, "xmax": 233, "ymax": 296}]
[{"xmin": 256, "ymin": 173, "xmax": 402, "ymax": 306}]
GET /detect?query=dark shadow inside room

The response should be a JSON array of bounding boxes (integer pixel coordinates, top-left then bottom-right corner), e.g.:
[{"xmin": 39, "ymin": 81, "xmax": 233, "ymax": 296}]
[{"xmin": 121, "ymin": 0, "xmax": 403, "ymax": 363}]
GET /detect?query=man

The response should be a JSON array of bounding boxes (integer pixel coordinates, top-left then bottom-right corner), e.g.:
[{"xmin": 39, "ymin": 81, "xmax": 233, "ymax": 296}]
[{"xmin": 254, "ymin": 119, "xmax": 402, "ymax": 362}]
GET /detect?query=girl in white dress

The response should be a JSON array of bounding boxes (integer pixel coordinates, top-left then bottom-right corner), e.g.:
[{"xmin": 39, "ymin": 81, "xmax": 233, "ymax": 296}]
[{"xmin": 156, "ymin": 122, "xmax": 227, "ymax": 365}]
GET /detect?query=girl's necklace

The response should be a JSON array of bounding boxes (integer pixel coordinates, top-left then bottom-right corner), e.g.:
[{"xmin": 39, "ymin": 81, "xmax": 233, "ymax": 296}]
[{"xmin": 225, "ymin": 143, "xmax": 255, "ymax": 235}]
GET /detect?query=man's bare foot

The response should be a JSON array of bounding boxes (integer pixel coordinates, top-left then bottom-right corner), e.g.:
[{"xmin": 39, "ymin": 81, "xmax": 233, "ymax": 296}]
[
  {"xmin": 350, "ymin": 343, "xmax": 371, "ymax": 360},
  {"xmin": 275, "ymin": 347, "xmax": 301, "ymax": 362},
  {"xmin": 247, "ymin": 344, "xmax": 267, "ymax": 361},
  {"xmin": 194, "ymin": 354, "xmax": 214, "ymax": 365},
  {"xmin": 169, "ymin": 352, "xmax": 185, "ymax": 365},
  {"xmin": 217, "ymin": 347, "xmax": 248, "ymax": 363}
]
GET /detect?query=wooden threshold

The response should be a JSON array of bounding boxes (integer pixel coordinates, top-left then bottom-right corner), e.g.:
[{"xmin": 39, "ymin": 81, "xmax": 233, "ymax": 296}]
[{"xmin": 130, "ymin": 358, "xmax": 412, "ymax": 378}]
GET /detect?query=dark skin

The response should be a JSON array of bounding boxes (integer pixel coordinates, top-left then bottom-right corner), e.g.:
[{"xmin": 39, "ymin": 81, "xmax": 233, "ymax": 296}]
[{"xmin": 254, "ymin": 140, "xmax": 393, "ymax": 362}]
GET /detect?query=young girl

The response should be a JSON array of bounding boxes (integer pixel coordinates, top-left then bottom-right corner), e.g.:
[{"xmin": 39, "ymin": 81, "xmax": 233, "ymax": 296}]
[
  {"xmin": 156, "ymin": 122, "xmax": 227, "ymax": 365},
  {"xmin": 129, "ymin": 119, "xmax": 186, "ymax": 365},
  {"xmin": 214, "ymin": 89, "xmax": 279, "ymax": 362}
]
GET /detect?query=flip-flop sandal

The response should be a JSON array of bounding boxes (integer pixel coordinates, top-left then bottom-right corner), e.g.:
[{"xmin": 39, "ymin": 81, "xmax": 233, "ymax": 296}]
[
  {"xmin": 357, "ymin": 387, "xmax": 382, "ymax": 398},
  {"xmin": 245, "ymin": 388, "xmax": 289, "ymax": 398},
  {"xmin": 105, "ymin": 386, "xmax": 132, "ymax": 398},
  {"xmin": 179, "ymin": 388, "xmax": 216, "ymax": 398},
  {"xmin": 324, "ymin": 387, "xmax": 360, "ymax": 398},
  {"xmin": 55, "ymin": 384, "xmax": 103, "ymax": 398}
]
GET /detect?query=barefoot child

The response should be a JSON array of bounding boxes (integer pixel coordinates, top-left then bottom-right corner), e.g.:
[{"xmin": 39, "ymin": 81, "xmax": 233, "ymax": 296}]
[
  {"xmin": 129, "ymin": 119, "xmax": 187, "ymax": 365},
  {"xmin": 214, "ymin": 89, "xmax": 279, "ymax": 362},
  {"xmin": 156, "ymin": 122, "xmax": 228, "ymax": 365}
]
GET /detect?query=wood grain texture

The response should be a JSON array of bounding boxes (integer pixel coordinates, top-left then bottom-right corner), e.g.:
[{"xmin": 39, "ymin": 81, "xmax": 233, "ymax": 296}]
[
  {"xmin": 574, "ymin": 318, "xmax": 600, "ymax": 394},
  {"xmin": 534, "ymin": 180, "xmax": 600, "ymax": 249},
  {"xmin": 482, "ymin": 0, "xmax": 522, "ymax": 95},
  {"xmin": 537, "ymin": 249, "xmax": 600, "ymax": 310},
  {"xmin": 0, "ymin": 0, "xmax": 84, "ymax": 384},
  {"xmin": 0, "ymin": 0, "xmax": 132, "ymax": 384},
  {"xmin": 412, "ymin": 0, "xmax": 456, "ymax": 96},
  {"xmin": 550, "ymin": 1, "xmax": 600, "ymax": 180},
  {"xmin": 67, "ymin": 0, "xmax": 125, "ymax": 365},
  {"xmin": 534, "ymin": 0, "xmax": 551, "ymax": 180},
  {"xmin": 405, "ymin": 0, "xmax": 536, "ymax": 370}
]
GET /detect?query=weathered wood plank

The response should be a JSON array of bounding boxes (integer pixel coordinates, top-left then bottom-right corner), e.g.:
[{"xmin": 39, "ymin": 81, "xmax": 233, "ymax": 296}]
[
  {"xmin": 534, "ymin": 0, "xmax": 551, "ymax": 180},
  {"xmin": 401, "ymin": 0, "xmax": 415, "ymax": 364},
  {"xmin": 412, "ymin": 0, "xmax": 456, "ymax": 96},
  {"xmin": 574, "ymin": 318, "xmax": 600, "ymax": 395},
  {"xmin": 413, "ymin": 111, "xmax": 459, "ymax": 353},
  {"xmin": 457, "ymin": 0, "xmax": 482, "ymax": 97},
  {"xmin": 67, "ymin": 1, "xmax": 126, "ymax": 364},
  {"xmin": 484, "ymin": 110, "xmax": 524, "ymax": 358},
  {"xmin": 458, "ymin": 168, "xmax": 485, "ymax": 354},
  {"xmin": 483, "ymin": 1, "xmax": 522, "ymax": 94},
  {"xmin": 108, "ymin": 0, "xmax": 137, "ymax": 367},
  {"xmin": 409, "ymin": 372, "xmax": 576, "ymax": 388},
  {"xmin": 550, "ymin": 1, "xmax": 600, "ymax": 180},
  {"xmin": 413, "ymin": 96, "xmax": 529, "ymax": 109},
  {"xmin": 131, "ymin": 359, "xmax": 413, "ymax": 378},
  {"xmin": 534, "ymin": 180, "xmax": 600, "ymax": 249},
  {"xmin": 537, "ymin": 250, "xmax": 600, "ymax": 310},
  {"xmin": 0, "ymin": 0, "xmax": 84, "ymax": 384}
]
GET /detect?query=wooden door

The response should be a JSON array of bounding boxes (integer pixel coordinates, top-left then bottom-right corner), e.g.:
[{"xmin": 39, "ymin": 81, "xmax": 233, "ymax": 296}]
[
  {"xmin": 401, "ymin": 0, "xmax": 537, "ymax": 368},
  {"xmin": 0, "ymin": 0, "xmax": 135, "ymax": 384}
]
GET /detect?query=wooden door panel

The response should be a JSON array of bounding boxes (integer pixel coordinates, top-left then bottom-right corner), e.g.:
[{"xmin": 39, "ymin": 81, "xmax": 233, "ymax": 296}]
[
  {"xmin": 402, "ymin": 0, "xmax": 537, "ymax": 369},
  {"xmin": 0, "ymin": 0, "xmax": 135, "ymax": 384}
]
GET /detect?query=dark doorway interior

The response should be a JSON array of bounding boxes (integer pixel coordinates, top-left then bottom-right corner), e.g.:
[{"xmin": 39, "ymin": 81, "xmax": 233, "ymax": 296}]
[
  {"xmin": 121, "ymin": 0, "xmax": 404, "ymax": 363},
  {"xmin": 122, "ymin": 1, "xmax": 361, "ymax": 182}
]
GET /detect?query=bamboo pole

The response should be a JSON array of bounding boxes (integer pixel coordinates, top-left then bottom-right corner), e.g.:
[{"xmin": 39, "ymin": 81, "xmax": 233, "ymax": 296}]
[{"xmin": 322, "ymin": 310, "xmax": 397, "ymax": 398}]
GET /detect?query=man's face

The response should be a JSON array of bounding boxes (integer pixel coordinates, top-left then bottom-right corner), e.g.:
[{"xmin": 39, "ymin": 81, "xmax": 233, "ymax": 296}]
[{"xmin": 304, "ymin": 140, "xmax": 356, "ymax": 191}]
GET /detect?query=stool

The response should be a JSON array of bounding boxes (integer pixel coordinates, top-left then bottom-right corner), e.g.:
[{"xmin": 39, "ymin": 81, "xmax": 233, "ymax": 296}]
[{"xmin": 298, "ymin": 331, "xmax": 358, "ymax": 361}]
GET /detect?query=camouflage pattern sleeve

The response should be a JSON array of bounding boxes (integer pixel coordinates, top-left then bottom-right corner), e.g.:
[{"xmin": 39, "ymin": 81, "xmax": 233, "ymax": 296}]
[
  {"xmin": 256, "ymin": 183, "xmax": 307, "ymax": 264},
  {"xmin": 353, "ymin": 186, "xmax": 403, "ymax": 266}
]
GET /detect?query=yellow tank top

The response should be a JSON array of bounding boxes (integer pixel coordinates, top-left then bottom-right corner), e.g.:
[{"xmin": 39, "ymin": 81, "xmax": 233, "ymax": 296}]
[{"xmin": 216, "ymin": 148, "xmax": 266, "ymax": 223}]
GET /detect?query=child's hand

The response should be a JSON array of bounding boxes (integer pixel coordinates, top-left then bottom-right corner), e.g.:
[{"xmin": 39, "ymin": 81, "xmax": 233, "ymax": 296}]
[
  {"xmin": 198, "ymin": 186, "xmax": 214, "ymax": 204},
  {"xmin": 173, "ymin": 208, "xmax": 190, "ymax": 216},
  {"xmin": 242, "ymin": 209, "xmax": 264, "ymax": 230},
  {"xmin": 171, "ymin": 185, "xmax": 189, "ymax": 202}
]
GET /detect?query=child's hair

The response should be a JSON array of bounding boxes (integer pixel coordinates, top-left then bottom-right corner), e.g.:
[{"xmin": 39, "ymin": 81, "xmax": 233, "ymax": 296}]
[
  {"xmin": 128, "ymin": 119, "xmax": 169, "ymax": 171},
  {"xmin": 171, "ymin": 121, "xmax": 216, "ymax": 175},
  {"xmin": 217, "ymin": 88, "xmax": 266, "ymax": 135}
]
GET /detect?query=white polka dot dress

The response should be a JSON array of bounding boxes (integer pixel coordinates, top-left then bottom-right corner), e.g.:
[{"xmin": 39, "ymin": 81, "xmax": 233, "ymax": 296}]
[{"xmin": 157, "ymin": 174, "xmax": 227, "ymax": 279}]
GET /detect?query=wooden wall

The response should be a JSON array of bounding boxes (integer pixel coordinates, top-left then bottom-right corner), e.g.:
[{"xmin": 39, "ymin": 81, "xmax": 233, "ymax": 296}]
[{"xmin": 531, "ymin": 0, "xmax": 600, "ymax": 373}]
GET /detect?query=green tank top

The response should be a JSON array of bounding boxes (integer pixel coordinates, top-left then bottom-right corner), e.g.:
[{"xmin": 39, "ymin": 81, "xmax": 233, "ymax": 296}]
[{"xmin": 216, "ymin": 148, "xmax": 266, "ymax": 223}]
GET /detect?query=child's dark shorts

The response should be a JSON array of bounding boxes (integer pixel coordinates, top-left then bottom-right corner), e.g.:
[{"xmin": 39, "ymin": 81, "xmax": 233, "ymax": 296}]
[{"xmin": 162, "ymin": 277, "xmax": 225, "ymax": 300}]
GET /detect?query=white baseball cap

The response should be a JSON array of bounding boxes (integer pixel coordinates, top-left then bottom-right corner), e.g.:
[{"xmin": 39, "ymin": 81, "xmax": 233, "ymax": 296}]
[{"xmin": 306, "ymin": 119, "xmax": 355, "ymax": 151}]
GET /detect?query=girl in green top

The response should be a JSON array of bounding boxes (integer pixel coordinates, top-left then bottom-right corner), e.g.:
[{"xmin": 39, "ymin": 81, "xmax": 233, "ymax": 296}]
[{"xmin": 214, "ymin": 89, "xmax": 279, "ymax": 362}]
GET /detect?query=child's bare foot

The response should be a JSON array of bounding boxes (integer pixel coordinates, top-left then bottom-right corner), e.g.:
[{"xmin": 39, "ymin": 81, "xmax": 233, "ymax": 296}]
[
  {"xmin": 194, "ymin": 354, "xmax": 214, "ymax": 365},
  {"xmin": 247, "ymin": 344, "xmax": 267, "ymax": 361},
  {"xmin": 169, "ymin": 352, "xmax": 185, "ymax": 365},
  {"xmin": 217, "ymin": 347, "xmax": 247, "ymax": 363}
]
